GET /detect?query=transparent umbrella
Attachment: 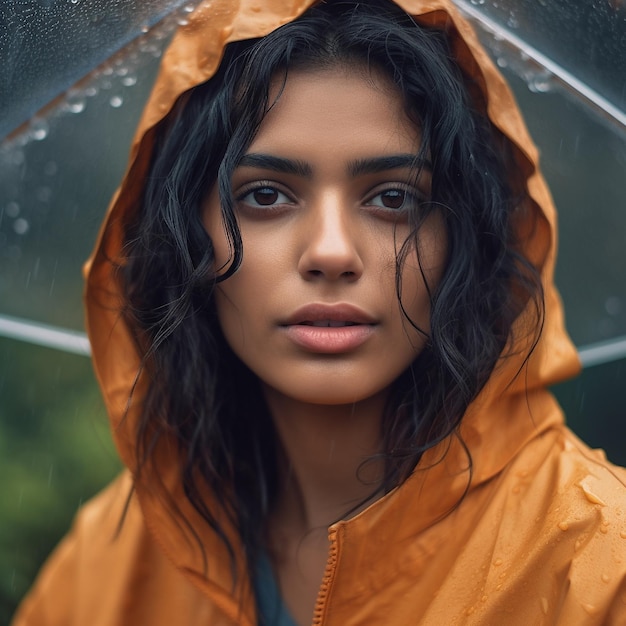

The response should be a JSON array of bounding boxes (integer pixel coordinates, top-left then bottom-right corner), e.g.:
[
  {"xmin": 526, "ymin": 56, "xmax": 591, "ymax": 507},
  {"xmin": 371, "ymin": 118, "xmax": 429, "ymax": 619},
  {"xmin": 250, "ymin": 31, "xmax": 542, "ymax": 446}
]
[{"xmin": 0, "ymin": 0, "xmax": 625, "ymax": 621}]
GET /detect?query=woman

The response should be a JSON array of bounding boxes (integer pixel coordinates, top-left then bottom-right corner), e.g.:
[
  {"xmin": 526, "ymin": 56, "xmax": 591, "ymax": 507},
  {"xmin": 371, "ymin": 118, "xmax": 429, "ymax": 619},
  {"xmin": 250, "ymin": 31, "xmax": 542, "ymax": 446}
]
[{"xmin": 14, "ymin": 0, "xmax": 626, "ymax": 624}]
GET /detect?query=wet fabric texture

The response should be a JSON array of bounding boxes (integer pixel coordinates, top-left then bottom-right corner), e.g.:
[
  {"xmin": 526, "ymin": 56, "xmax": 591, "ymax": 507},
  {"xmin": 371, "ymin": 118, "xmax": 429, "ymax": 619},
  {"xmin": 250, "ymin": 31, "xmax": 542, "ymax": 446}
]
[{"xmin": 12, "ymin": 1, "xmax": 626, "ymax": 625}]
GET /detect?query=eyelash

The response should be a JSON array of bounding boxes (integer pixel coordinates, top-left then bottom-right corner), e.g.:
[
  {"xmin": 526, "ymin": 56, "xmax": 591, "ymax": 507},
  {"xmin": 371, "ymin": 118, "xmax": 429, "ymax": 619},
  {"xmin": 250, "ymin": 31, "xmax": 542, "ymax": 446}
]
[
  {"xmin": 364, "ymin": 184, "xmax": 424, "ymax": 213},
  {"xmin": 235, "ymin": 181, "xmax": 425, "ymax": 215},
  {"xmin": 236, "ymin": 181, "xmax": 295, "ymax": 213}
]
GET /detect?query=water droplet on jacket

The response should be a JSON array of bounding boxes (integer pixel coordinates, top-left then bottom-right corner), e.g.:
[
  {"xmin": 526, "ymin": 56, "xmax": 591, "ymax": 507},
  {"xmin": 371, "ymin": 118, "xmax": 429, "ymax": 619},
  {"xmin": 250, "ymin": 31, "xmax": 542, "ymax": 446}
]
[
  {"xmin": 541, "ymin": 597, "xmax": 549, "ymax": 614},
  {"xmin": 619, "ymin": 531, "xmax": 626, "ymax": 539},
  {"xmin": 13, "ymin": 218, "xmax": 29, "ymax": 235},
  {"xmin": 470, "ymin": 0, "xmax": 486, "ymax": 4},
  {"xmin": 5, "ymin": 201, "xmax": 20, "ymax": 218},
  {"xmin": 602, "ymin": 573, "xmax": 610, "ymax": 583},
  {"xmin": 481, "ymin": 595, "xmax": 488, "ymax": 603},
  {"xmin": 465, "ymin": 606, "xmax": 475, "ymax": 616},
  {"xmin": 558, "ymin": 521, "xmax": 569, "ymax": 531},
  {"xmin": 496, "ymin": 57, "xmax": 508, "ymax": 68},
  {"xmin": 85, "ymin": 86, "xmax": 98, "ymax": 97},
  {"xmin": 110, "ymin": 96, "xmax": 123, "ymax": 108},
  {"xmin": 141, "ymin": 24, "xmax": 149, "ymax": 33},
  {"xmin": 582, "ymin": 603, "xmax": 599, "ymax": 615},
  {"xmin": 177, "ymin": 17, "xmax": 189, "ymax": 26},
  {"xmin": 493, "ymin": 558, "xmax": 503, "ymax": 566},
  {"xmin": 579, "ymin": 481, "xmax": 607, "ymax": 506},
  {"xmin": 183, "ymin": 3, "xmax": 195, "ymax": 12},
  {"xmin": 122, "ymin": 75, "xmax": 138, "ymax": 87}
]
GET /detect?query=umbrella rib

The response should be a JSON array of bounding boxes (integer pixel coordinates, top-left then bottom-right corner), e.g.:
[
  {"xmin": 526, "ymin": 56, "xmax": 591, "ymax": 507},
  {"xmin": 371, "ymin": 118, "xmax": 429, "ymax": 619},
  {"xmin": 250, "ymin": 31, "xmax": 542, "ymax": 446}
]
[
  {"xmin": 0, "ymin": 313, "xmax": 91, "ymax": 356},
  {"xmin": 454, "ymin": 0, "xmax": 626, "ymax": 134},
  {"xmin": 2, "ymin": 312, "xmax": 626, "ymax": 369}
]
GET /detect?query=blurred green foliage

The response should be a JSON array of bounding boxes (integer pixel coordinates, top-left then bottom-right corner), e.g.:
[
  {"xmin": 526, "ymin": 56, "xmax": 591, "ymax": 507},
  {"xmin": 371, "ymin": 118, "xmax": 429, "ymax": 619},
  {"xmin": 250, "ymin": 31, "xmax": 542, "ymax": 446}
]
[{"xmin": 1, "ymin": 338, "xmax": 121, "ymax": 624}]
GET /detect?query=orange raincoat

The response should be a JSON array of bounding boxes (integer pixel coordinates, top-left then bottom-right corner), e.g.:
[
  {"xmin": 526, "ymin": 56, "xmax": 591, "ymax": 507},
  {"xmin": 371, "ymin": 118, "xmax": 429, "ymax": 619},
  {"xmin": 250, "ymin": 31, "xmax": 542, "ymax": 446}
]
[{"xmin": 13, "ymin": 1, "xmax": 626, "ymax": 624}]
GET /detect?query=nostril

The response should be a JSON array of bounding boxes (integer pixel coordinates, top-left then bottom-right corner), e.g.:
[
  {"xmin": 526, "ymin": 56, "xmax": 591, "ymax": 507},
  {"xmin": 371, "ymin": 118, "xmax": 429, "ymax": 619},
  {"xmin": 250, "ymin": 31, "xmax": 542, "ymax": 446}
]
[
  {"xmin": 298, "ymin": 226, "xmax": 365, "ymax": 280},
  {"xmin": 306, "ymin": 269, "xmax": 358, "ymax": 280}
]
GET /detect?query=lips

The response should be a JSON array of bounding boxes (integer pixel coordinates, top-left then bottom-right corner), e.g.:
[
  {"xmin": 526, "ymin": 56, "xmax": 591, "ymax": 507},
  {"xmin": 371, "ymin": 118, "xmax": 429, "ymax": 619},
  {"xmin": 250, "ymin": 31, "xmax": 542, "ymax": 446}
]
[
  {"xmin": 301, "ymin": 320, "xmax": 358, "ymax": 327},
  {"xmin": 282, "ymin": 303, "xmax": 377, "ymax": 327},
  {"xmin": 281, "ymin": 303, "xmax": 377, "ymax": 353}
]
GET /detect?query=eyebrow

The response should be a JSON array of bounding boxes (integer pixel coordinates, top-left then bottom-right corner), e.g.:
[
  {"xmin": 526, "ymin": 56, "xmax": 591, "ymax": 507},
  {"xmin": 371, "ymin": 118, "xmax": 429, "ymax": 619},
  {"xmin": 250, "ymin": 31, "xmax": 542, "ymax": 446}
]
[
  {"xmin": 237, "ymin": 152, "xmax": 431, "ymax": 178},
  {"xmin": 238, "ymin": 153, "xmax": 312, "ymax": 177},
  {"xmin": 347, "ymin": 154, "xmax": 432, "ymax": 177}
]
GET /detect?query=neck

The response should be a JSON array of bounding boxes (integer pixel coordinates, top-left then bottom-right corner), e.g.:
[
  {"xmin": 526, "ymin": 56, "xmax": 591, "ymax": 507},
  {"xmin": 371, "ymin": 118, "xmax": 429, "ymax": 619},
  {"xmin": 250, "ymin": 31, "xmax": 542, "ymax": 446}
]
[{"xmin": 264, "ymin": 386, "xmax": 387, "ymax": 534}]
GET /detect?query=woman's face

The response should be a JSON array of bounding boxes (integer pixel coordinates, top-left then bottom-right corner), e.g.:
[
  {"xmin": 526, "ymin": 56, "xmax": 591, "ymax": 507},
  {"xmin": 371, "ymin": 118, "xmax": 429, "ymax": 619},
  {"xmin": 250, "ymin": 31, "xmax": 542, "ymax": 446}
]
[{"xmin": 203, "ymin": 67, "xmax": 447, "ymax": 406}]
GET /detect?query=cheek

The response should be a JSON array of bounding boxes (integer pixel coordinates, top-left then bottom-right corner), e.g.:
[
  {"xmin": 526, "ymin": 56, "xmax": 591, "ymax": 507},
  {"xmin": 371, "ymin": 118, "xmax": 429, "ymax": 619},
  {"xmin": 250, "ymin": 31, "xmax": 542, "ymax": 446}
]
[
  {"xmin": 399, "ymin": 214, "xmax": 448, "ymax": 328},
  {"xmin": 202, "ymin": 189, "xmax": 244, "ymax": 348},
  {"xmin": 211, "ymin": 240, "xmax": 276, "ymax": 356},
  {"xmin": 421, "ymin": 212, "xmax": 448, "ymax": 275},
  {"xmin": 213, "ymin": 283, "xmax": 243, "ymax": 353},
  {"xmin": 212, "ymin": 268, "xmax": 255, "ymax": 344},
  {"xmin": 203, "ymin": 186, "xmax": 234, "ymax": 273}
]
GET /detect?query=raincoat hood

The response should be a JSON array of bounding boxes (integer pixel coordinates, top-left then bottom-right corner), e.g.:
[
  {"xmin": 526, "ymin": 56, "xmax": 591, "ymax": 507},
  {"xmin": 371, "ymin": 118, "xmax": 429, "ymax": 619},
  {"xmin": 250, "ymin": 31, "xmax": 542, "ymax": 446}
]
[{"xmin": 79, "ymin": 0, "xmax": 589, "ymax": 623}]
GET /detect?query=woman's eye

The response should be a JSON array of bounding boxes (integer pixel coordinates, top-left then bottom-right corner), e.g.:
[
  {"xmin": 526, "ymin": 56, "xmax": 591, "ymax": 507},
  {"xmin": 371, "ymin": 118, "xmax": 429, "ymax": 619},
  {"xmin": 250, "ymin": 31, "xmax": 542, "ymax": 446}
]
[
  {"xmin": 367, "ymin": 188, "xmax": 415, "ymax": 211},
  {"xmin": 239, "ymin": 186, "xmax": 291, "ymax": 208}
]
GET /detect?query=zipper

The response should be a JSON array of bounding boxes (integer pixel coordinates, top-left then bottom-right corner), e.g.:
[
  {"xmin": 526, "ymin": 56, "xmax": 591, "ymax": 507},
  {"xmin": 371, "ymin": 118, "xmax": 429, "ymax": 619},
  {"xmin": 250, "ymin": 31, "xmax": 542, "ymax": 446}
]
[{"xmin": 311, "ymin": 526, "xmax": 339, "ymax": 626}]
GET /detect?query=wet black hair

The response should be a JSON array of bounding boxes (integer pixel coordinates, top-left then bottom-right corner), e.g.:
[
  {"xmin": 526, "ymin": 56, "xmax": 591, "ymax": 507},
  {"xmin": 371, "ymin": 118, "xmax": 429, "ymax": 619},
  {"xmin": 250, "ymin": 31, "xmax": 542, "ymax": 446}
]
[{"xmin": 122, "ymin": 0, "xmax": 542, "ymax": 599}]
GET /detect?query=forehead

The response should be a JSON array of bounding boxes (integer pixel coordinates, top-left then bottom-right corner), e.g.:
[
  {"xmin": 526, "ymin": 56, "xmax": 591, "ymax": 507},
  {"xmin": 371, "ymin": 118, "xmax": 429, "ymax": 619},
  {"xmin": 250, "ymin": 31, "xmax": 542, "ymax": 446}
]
[{"xmin": 246, "ymin": 67, "xmax": 421, "ymax": 160}]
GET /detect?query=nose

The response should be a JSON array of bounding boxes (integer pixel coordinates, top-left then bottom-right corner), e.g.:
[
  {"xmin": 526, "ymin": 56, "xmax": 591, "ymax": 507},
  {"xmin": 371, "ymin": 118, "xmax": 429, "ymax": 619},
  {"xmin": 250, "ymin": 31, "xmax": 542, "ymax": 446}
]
[{"xmin": 297, "ymin": 195, "xmax": 364, "ymax": 282}]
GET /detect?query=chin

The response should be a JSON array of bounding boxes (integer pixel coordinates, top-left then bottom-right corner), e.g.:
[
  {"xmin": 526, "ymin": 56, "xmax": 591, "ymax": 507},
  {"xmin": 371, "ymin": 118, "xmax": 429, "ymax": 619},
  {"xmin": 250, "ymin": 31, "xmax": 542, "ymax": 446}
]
[{"xmin": 268, "ymin": 377, "xmax": 391, "ymax": 407}]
